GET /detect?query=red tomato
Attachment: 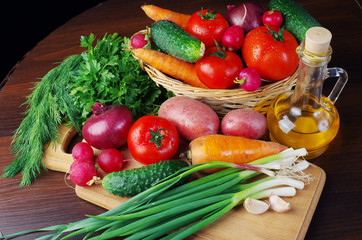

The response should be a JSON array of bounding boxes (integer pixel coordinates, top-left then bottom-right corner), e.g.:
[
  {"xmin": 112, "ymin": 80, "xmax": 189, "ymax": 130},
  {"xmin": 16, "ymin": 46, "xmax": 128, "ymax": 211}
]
[
  {"xmin": 242, "ymin": 26, "xmax": 299, "ymax": 82},
  {"xmin": 127, "ymin": 115, "xmax": 179, "ymax": 165},
  {"xmin": 195, "ymin": 46, "xmax": 243, "ymax": 89},
  {"xmin": 186, "ymin": 9, "xmax": 229, "ymax": 48}
]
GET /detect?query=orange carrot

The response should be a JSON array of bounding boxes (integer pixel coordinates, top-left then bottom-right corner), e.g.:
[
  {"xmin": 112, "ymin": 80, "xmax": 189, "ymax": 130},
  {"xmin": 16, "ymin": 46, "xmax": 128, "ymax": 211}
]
[
  {"xmin": 141, "ymin": 5, "xmax": 191, "ymax": 29},
  {"xmin": 187, "ymin": 134, "xmax": 288, "ymax": 172},
  {"xmin": 131, "ymin": 48, "xmax": 207, "ymax": 88}
]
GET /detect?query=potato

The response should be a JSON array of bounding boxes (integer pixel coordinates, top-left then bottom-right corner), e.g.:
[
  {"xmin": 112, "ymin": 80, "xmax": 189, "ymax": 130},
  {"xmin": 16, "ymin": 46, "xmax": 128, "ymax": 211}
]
[
  {"xmin": 158, "ymin": 96, "xmax": 220, "ymax": 141},
  {"xmin": 221, "ymin": 109, "xmax": 266, "ymax": 139}
]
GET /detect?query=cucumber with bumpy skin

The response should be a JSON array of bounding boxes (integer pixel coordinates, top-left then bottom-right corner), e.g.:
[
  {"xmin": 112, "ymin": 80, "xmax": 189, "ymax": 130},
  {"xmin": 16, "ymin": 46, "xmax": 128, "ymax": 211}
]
[
  {"xmin": 102, "ymin": 159, "xmax": 189, "ymax": 197},
  {"xmin": 151, "ymin": 20, "xmax": 205, "ymax": 62},
  {"xmin": 268, "ymin": 0, "xmax": 321, "ymax": 42}
]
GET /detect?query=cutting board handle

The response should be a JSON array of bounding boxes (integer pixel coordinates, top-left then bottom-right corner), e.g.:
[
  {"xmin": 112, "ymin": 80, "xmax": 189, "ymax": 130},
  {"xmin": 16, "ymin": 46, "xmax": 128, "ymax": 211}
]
[{"xmin": 42, "ymin": 124, "xmax": 78, "ymax": 172}]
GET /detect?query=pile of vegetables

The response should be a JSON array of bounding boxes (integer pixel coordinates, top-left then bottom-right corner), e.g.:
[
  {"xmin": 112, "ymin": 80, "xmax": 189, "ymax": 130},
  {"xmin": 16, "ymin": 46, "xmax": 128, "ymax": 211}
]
[
  {"xmin": 133, "ymin": 0, "xmax": 321, "ymax": 88},
  {"xmin": 65, "ymin": 95, "xmax": 274, "ymax": 188},
  {"xmin": 1, "ymin": 148, "xmax": 311, "ymax": 240},
  {"xmin": 56, "ymin": 95, "xmax": 285, "ymax": 198},
  {"xmin": 0, "ymin": 0, "xmax": 323, "ymax": 239},
  {"xmin": 2, "ymin": 33, "xmax": 171, "ymax": 187}
]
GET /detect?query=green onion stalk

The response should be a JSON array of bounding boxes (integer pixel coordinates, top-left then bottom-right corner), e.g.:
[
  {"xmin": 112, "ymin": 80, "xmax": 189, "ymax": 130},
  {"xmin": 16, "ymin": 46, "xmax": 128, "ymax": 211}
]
[{"xmin": 1, "ymin": 148, "xmax": 310, "ymax": 240}]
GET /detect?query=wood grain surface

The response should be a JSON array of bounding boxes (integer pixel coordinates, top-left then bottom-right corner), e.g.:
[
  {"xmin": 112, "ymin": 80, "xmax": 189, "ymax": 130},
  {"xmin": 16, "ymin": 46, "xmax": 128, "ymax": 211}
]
[{"xmin": 1, "ymin": 0, "xmax": 362, "ymax": 239}]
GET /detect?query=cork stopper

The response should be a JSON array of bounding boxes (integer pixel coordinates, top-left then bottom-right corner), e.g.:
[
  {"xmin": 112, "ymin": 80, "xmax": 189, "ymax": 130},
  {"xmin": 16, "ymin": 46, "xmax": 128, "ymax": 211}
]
[{"xmin": 305, "ymin": 27, "xmax": 332, "ymax": 56}]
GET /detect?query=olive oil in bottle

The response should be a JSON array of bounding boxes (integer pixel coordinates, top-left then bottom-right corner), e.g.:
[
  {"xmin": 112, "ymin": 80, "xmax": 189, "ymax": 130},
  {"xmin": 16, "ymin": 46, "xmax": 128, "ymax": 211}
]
[{"xmin": 267, "ymin": 27, "xmax": 348, "ymax": 159}]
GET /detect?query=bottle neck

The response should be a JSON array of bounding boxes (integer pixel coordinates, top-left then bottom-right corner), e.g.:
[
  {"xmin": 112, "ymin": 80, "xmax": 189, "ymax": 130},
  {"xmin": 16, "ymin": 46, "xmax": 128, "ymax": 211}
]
[{"xmin": 290, "ymin": 42, "xmax": 332, "ymax": 108}]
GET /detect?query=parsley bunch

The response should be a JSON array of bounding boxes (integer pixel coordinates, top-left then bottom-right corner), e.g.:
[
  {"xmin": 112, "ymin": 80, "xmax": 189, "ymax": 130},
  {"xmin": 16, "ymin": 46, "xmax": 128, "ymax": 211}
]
[
  {"xmin": 69, "ymin": 33, "xmax": 170, "ymax": 124},
  {"xmin": 3, "ymin": 33, "xmax": 171, "ymax": 186}
]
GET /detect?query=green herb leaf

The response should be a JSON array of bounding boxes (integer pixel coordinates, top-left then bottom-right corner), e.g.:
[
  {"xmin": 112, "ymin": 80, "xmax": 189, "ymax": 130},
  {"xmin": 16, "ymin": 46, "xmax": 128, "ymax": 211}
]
[
  {"xmin": 2, "ymin": 55, "xmax": 83, "ymax": 186},
  {"xmin": 69, "ymin": 34, "xmax": 170, "ymax": 123},
  {"xmin": 3, "ymin": 33, "xmax": 172, "ymax": 186}
]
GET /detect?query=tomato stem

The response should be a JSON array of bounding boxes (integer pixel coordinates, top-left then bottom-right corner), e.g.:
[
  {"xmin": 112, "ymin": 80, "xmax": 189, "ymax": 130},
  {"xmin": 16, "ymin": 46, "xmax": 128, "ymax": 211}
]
[
  {"xmin": 265, "ymin": 24, "xmax": 284, "ymax": 42},
  {"xmin": 197, "ymin": 8, "xmax": 217, "ymax": 20},
  {"xmin": 209, "ymin": 41, "xmax": 226, "ymax": 59},
  {"xmin": 149, "ymin": 128, "xmax": 167, "ymax": 148}
]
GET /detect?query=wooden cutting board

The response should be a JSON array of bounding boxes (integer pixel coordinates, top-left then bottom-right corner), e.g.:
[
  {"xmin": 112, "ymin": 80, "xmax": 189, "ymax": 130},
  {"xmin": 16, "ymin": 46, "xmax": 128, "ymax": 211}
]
[{"xmin": 43, "ymin": 124, "xmax": 326, "ymax": 240}]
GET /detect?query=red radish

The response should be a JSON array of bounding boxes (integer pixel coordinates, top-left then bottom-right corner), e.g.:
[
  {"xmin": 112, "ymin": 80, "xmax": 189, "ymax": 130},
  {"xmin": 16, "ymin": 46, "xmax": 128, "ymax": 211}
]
[
  {"xmin": 234, "ymin": 68, "xmax": 261, "ymax": 92},
  {"xmin": 82, "ymin": 102, "xmax": 133, "ymax": 150},
  {"xmin": 221, "ymin": 109, "xmax": 267, "ymax": 139},
  {"xmin": 222, "ymin": 25, "xmax": 244, "ymax": 51},
  {"xmin": 69, "ymin": 159, "xmax": 98, "ymax": 187},
  {"xmin": 262, "ymin": 9, "xmax": 283, "ymax": 28},
  {"xmin": 97, "ymin": 148, "xmax": 124, "ymax": 173},
  {"xmin": 131, "ymin": 33, "xmax": 150, "ymax": 49},
  {"xmin": 72, "ymin": 142, "xmax": 94, "ymax": 161}
]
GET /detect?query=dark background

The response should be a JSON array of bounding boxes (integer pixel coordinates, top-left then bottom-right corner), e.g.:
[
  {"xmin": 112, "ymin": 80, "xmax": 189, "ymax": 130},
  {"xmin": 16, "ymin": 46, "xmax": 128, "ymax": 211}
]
[{"xmin": 1, "ymin": 0, "xmax": 106, "ymax": 84}]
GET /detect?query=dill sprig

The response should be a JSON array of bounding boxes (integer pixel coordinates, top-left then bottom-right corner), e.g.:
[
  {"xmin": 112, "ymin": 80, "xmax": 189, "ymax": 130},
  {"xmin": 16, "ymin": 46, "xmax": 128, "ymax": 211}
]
[
  {"xmin": 2, "ymin": 55, "xmax": 83, "ymax": 186},
  {"xmin": 2, "ymin": 33, "xmax": 171, "ymax": 186}
]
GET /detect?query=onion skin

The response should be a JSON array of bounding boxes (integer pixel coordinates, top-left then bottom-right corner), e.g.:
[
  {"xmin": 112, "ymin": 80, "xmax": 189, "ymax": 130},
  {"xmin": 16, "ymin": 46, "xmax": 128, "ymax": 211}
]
[
  {"xmin": 224, "ymin": 3, "xmax": 264, "ymax": 34},
  {"xmin": 82, "ymin": 103, "xmax": 134, "ymax": 150}
]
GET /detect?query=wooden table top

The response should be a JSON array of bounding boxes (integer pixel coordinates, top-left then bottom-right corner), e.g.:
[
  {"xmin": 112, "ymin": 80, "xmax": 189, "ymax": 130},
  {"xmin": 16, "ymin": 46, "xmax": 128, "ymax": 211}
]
[{"xmin": 1, "ymin": 0, "xmax": 361, "ymax": 239}]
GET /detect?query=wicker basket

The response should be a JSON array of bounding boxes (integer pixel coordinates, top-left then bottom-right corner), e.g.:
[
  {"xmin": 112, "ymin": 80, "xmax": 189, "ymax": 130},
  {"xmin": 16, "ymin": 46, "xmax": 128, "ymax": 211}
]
[{"xmin": 131, "ymin": 30, "xmax": 297, "ymax": 116}]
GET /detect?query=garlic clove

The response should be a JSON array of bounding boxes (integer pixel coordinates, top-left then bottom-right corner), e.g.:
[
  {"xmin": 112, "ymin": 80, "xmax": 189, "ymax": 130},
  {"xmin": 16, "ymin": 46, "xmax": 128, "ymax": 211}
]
[
  {"xmin": 243, "ymin": 197, "xmax": 270, "ymax": 214},
  {"xmin": 269, "ymin": 193, "xmax": 291, "ymax": 212}
]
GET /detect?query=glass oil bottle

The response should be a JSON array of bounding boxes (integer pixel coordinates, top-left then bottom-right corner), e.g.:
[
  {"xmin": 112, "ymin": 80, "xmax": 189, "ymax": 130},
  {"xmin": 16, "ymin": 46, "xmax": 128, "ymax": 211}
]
[{"xmin": 267, "ymin": 27, "xmax": 348, "ymax": 159}]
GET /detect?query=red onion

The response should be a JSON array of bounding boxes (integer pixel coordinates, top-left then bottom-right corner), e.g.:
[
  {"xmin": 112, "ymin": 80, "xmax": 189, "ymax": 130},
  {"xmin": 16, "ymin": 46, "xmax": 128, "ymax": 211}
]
[
  {"xmin": 224, "ymin": 3, "xmax": 264, "ymax": 34},
  {"xmin": 82, "ymin": 102, "xmax": 133, "ymax": 150}
]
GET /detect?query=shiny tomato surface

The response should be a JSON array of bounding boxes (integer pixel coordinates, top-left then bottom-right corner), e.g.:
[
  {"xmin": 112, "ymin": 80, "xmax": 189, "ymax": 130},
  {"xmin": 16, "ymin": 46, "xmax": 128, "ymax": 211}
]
[
  {"xmin": 242, "ymin": 26, "xmax": 299, "ymax": 81},
  {"xmin": 196, "ymin": 47, "xmax": 243, "ymax": 89},
  {"xmin": 127, "ymin": 115, "xmax": 179, "ymax": 165},
  {"xmin": 186, "ymin": 9, "xmax": 229, "ymax": 48}
]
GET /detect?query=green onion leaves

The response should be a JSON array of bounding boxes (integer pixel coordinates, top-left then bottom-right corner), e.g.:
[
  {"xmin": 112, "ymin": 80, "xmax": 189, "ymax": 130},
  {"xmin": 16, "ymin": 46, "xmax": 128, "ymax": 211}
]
[{"xmin": 1, "ymin": 149, "xmax": 310, "ymax": 239}]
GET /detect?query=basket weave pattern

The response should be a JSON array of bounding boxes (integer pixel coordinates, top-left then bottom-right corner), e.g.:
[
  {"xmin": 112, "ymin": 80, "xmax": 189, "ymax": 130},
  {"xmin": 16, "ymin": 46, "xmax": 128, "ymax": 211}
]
[{"xmin": 132, "ymin": 30, "xmax": 297, "ymax": 116}]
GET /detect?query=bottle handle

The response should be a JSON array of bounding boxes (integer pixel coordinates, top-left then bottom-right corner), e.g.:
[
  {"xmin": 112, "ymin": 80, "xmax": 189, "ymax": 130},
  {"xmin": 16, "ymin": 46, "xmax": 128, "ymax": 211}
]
[{"xmin": 327, "ymin": 67, "xmax": 348, "ymax": 104}]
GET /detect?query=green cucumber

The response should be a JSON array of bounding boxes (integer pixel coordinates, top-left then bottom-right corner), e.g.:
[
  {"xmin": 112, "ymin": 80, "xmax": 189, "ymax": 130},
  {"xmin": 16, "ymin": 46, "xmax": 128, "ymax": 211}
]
[
  {"xmin": 150, "ymin": 20, "xmax": 205, "ymax": 63},
  {"xmin": 102, "ymin": 159, "xmax": 189, "ymax": 197},
  {"xmin": 268, "ymin": 0, "xmax": 321, "ymax": 42}
]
